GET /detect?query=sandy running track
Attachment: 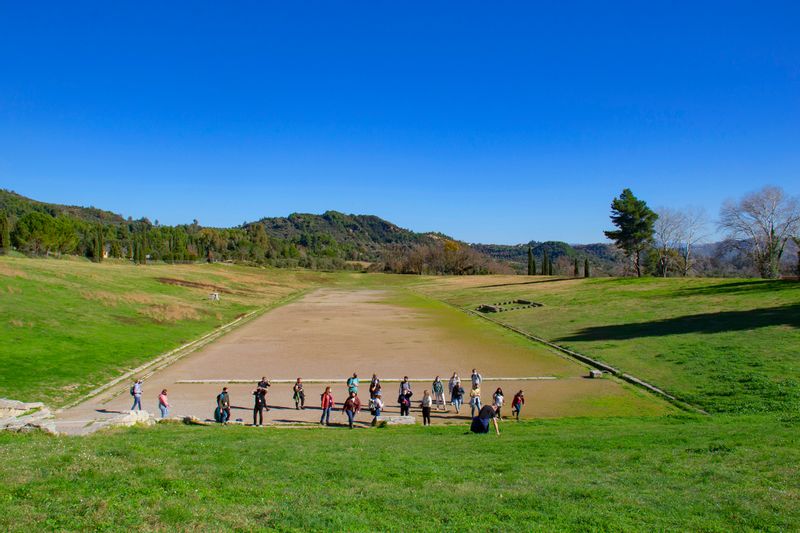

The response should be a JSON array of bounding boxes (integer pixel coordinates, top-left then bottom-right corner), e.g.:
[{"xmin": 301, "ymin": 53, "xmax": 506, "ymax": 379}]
[{"xmin": 54, "ymin": 288, "xmax": 669, "ymax": 433}]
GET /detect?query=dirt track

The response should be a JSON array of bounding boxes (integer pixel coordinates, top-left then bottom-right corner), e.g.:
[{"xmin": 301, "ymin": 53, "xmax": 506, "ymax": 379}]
[{"xmin": 55, "ymin": 288, "xmax": 668, "ymax": 433}]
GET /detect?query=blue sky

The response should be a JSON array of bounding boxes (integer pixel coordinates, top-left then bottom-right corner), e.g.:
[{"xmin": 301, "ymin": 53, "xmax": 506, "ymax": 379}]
[{"xmin": 1, "ymin": 1, "xmax": 798, "ymax": 244}]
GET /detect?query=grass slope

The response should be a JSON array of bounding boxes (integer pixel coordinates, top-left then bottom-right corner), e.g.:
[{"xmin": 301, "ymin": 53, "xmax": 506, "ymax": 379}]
[
  {"xmin": 413, "ymin": 276, "xmax": 800, "ymax": 413},
  {"xmin": 0, "ymin": 256, "xmax": 324, "ymax": 405},
  {"xmin": 1, "ymin": 415, "xmax": 798, "ymax": 531}
]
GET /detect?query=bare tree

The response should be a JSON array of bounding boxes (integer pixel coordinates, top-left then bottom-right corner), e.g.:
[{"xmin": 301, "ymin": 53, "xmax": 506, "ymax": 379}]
[
  {"xmin": 675, "ymin": 206, "xmax": 709, "ymax": 276},
  {"xmin": 719, "ymin": 186, "xmax": 800, "ymax": 279},
  {"xmin": 653, "ymin": 207, "xmax": 683, "ymax": 277}
]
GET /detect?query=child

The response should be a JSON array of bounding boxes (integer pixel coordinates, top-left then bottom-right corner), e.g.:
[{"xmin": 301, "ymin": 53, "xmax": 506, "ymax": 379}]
[
  {"xmin": 398, "ymin": 391, "xmax": 411, "ymax": 416},
  {"xmin": 512, "ymin": 390, "xmax": 525, "ymax": 420},
  {"xmin": 421, "ymin": 390, "xmax": 433, "ymax": 426}
]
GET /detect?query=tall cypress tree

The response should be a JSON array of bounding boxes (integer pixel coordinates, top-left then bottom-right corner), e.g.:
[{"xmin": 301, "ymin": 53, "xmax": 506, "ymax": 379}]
[
  {"xmin": 527, "ymin": 246, "xmax": 534, "ymax": 275},
  {"xmin": 584, "ymin": 258, "xmax": 591, "ymax": 278},
  {"xmin": 573, "ymin": 257, "xmax": 579, "ymax": 277},
  {"xmin": 95, "ymin": 227, "xmax": 104, "ymax": 263},
  {"xmin": 548, "ymin": 257, "xmax": 554, "ymax": 276},
  {"xmin": 0, "ymin": 211, "xmax": 10, "ymax": 255},
  {"xmin": 542, "ymin": 249, "xmax": 549, "ymax": 275}
]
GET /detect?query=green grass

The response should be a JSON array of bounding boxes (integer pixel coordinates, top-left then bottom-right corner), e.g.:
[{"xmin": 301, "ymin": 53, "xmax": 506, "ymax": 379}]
[
  {"xmin": 414, "ymin": 276, "xmax": 800, "ymax": 414},
  {"xmin": 1, "ymin": 415, "xmax": 797, "ymax": 531},
  {"xmin": 0, "ymin": 256, "xmax": 320, "ymax": 405}
]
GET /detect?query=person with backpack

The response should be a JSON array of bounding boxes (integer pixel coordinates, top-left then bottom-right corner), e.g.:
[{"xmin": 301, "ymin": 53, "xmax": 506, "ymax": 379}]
[
  {"xmin": 432, "ymin": 376, "xmax": 445, "ymax": 411},
  {"xmin": 449, "ymin": 373, "xmax": 460, "ymax": 404},
  {"xmin": 451, "ymin": 381, "xmax": 464, "ymax": 414},
  {"xmin": 253, "ymin": 386, "xmax": 267, "ymax": 426},
  {"xmin": 130, "ymin": 379, "xmax": 143, "ymax": 411},
  {"xmin": 511, "ymin": 390, "xmax": 525, "ymax": 420},
  {"xmin": 292, "ymin": 378, "xmax": 305, "ymax": 410},
  {"xmin": 399, "ymin": 376, "xmax": 412, "ymax": 398},
  {"xmin": 471, "ymin": 368, "xmax": 483, "ymax": 388},
  {"xmin": 421, "ymin": 390, "xmax": 433, "ymax": 426},
  {"xmin": 398, "ymin": 390, "xmax": 411, "ymax": 416},
  {"xmin": 216, "ymin": 387, "xmax": 231, "ymax": 424},
  {"xmin": 347, "ymin": 373, "xmax": 359, "ymax": 395},
  {"xmin": 493, "ymin": 387, "xmax": 505, "ymax": 419},
  {"xmin": 469, "ymin": 384, "xmax": 482, "ymax": 418},
  {"xmin": 342, "ymin": 391, "xmax": 361, "ymax": 429},
  {"xmin": 157, "ymin": 389, "xmax": 169, "ymax": 418},
  {"xmin": 320, "ymin": 386, "xmax": 335, "ymax": 426}
]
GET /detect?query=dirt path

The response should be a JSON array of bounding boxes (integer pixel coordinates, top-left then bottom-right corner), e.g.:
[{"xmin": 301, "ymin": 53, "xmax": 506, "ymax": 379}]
[{"xmin": 54, "ymin": 288, "xmax": 669, "ymax": 433}]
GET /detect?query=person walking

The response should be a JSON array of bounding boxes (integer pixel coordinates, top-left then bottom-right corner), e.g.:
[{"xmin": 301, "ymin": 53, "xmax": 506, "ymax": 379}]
[
  {"xmin": 216, "ymin": 387, "xmax": 231, "ymax": 424},
  {"xmin": 432, "ymin": 376, "xmax": 445, "ymax": 411},
  {"xmin": 512, "ymin": 390, "xmax": 525, "ymax": 420},
  {"xmin": 347, "ymin": 373, "xmax": 359, "ymax": 395},
  {"xmin": 320, "ymin": 386, "xmax": 335, "ymax": 426},
  {"xmin": 469, "ymin": 384, "xmax": 482, "ymax": 418},
  {"xmin": 130, "ymin": 379, "xmax": 143, "ymax": 411},
  {"xmin": 342, "ymin": 391, "xmax": 361, "ymax": 429},
  {"xmin": 253, "ymin": 386, "xmax": 267, "ymax": 426},
  {"xmin": 449, "ymin": 373, "xmax": 460, "ymax": 405},
  {"xmin": 470, "ymin": 403, "xmax": 500, "ymax": 435},
  {"xmin": 493, "ymin": 387, "xmax": 505, "ymax": 419},
  {"xmin": 421, "ymin": 390, "xmax": 433, "ymax": 426},
  {"xmin": 398, "ymin": 391, "xmax": 411, "ymax": 416},
  {"xmin": 451, "ymin": 381, "xmax": 464, "ymax": 413},
  {"xmin": 369, "ymin": 374, "xmax": 381, "ymax": 399},
  {"xmin": 471, "ymin": 368, "xmax": 483, "ymax": 388},
  {"xmin": 399, "ymin": 376, "xmax": 412, "ymax": 398},
  {"xmin": 292, "ymin": 378, "xmax": 305, "ymax": 410},
  {"xmin": 157, "ymin": 389, "xmax": 169, "ymax": 418}
]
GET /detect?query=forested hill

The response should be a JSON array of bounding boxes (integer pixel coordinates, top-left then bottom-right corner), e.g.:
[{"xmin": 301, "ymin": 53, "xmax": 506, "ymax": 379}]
[
  {"xmin": 0, "ymin": 189, "xmax": 125, "ymax": 225},
  {"xmin": 473, "ymin": 242, "xmax": 619, "ymax": 275}
]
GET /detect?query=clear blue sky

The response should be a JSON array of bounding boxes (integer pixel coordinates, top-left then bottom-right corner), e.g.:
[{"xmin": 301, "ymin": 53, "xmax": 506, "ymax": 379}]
[{"xmin": 1, "ymin": 2, "xmax": 798, "ymax": 244}]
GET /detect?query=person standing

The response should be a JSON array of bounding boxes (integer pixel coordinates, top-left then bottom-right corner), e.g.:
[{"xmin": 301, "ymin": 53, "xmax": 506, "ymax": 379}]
[
  {"xmin": 217, "ymin": 387, "xmax": 231, "ymax": 424},
  {"xmin": 258, "ymin": 376, "xmax": 271, "ymax": 411},
  {"xmin": 469, "ymin": 384, "xmax": 482, "ymax": 418},
  {"xmin": 369, "ymin": 374, "xmax": 381, "ymax": 398},
  {"xmin": 158, "ymin": 389, "xmax": 169, "ymax": 418},
  {"xmin": 512, "ymin": 390, "xmax": 525, "ymax": 420},
  {"xmin": 451, "ymin": 381, "xmax": 464, "ymax": 413},
  {"xmin": 292, "ymin": 378, "xmax": 305, "ymax": 410},
  {"xmin": 471, "ymin": 369, "xmax": 483, "ymax": 388},
  {"xmin": 130, "ymin": 379, "xmax": 143, "ymax": 411},
  {"xmin": 253, "ymin": 386, "xmax": 267, "ymax": 426},
  {"xmin": 471, "ymin": 403, "xmax": 500, "ymax": 435},
  {"xmin": 372, "ymin": 390, "xmax": 384, "ymax": 423},
  {"xmin": 399, "ymin": 376, "xmax": 412, "ymax": 398},
  {"xmin": 493, "ymin": 387, "xmax": 505, "ymax": 419},
  {"xmin": 432, "ymin": 376, "xmax": 445, "ymax": 411},
  {"xmin": 421, "ymin": 390, "xmax": 433, "ymax": 426},
  {"xmin": 347, "ymin": 373, "xmax": 359, "ymax": 395},
  {"xmin": 398, "ymin": 391, "xmax": 411, "ymax": 416},
  {"xmin": 449, "ymin": 373, "xmax": 460, "ymax": 405},
  {"xmin": 320, "ymin": 386, "xmax": 335, "ymax": 426},
  {"xmin": 342, "ymin": 391, "xmax": 361, "ymax": 429}
]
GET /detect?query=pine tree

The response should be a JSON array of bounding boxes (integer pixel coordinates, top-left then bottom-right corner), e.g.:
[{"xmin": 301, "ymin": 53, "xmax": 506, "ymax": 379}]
[
  {"xmin": 584, "ymin": 258, "xmax": 590, "ymax": 278},
  {"xmin": 604, "ymin": 188, "xmax": 658, "ymax": 277},
  {"xmin": 527, "ymin": 246, "xmax": 534, "ymax": 275},
  {"xmin": 0, "ymin": 211, "xmax": 10, "ymax": 254},
  {"xmin": 573, "ymin": 257, "xmax": 579, "ymax": 277}
]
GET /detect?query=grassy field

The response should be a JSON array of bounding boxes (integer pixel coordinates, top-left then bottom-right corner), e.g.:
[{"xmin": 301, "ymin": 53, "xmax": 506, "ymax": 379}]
[
  {"xmin": 0, "ymin": 256, "xmax": 327, "ymax": 405},
  {"xmin": 413, "ymin": 276, "xmax": 800, "ymax": 414},
  {"xmin": 1, "ymin": 415, "xmax": 798, "ymax": 531}
]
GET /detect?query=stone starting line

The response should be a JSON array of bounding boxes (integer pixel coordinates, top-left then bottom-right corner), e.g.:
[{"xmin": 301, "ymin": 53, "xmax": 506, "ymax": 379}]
[{"xmin": 175, "ymin": 376, "xmax": 558, "ymax": 384}]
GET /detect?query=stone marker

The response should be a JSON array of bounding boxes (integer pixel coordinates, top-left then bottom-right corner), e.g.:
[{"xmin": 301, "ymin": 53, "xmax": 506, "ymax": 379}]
[
  {"xmin": 372, "ymin": 415, "xmax": 416, "ymax": 427},
  {"xmin": 589, "ymin": 369, "xmax": 603, "ymax": 378}
]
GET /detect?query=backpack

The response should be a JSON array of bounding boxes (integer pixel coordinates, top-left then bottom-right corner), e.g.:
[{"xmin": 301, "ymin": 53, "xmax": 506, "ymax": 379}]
[{"xmin": 130, "ymin": 385, "xmax": 135, "ymax": 396}]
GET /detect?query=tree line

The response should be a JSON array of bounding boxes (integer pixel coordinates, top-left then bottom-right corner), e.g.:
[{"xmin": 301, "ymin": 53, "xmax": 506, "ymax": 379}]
[{"xmin": 604, "ymin": 186, "xmax": 800, "ymax": 279}]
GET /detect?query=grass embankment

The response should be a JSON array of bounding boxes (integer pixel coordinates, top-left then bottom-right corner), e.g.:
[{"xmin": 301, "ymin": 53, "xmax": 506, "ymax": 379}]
[
  {"xmin": 414, "ymin": 276, "xmax": 800, "ymax": 413},
  {"xmin": 1, "ymin": 416, "xmax": 798, "ymax": 531},
  {"xmin": 0, "ymin": 256, "xmax": 325, "ymax": 405}
]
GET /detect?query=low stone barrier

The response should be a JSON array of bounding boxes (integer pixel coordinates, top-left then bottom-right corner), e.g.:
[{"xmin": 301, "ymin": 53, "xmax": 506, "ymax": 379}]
[{"xmin": 373, "ymin": 415, "xmax": 416, "ymax": 427}]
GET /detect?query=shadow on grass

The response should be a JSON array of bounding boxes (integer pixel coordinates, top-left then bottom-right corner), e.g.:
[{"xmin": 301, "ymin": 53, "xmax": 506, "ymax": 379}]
[
  {"xmin": 474, "ymin": 278, "xmax": 575, "ymax": 289},
  {"xmin": 556, "ymin": 303, "xmax": 800, "ymax": 342},
  {"xmin": 671, "ymin": 280, "xmax": 800, "ymax": 297}
]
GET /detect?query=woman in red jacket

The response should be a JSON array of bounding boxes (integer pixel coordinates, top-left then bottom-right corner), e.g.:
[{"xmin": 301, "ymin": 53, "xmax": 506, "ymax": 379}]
[{"xmin": 320, "ymin": 386, "xmax": 335, "ymax": 426}]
